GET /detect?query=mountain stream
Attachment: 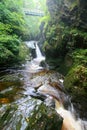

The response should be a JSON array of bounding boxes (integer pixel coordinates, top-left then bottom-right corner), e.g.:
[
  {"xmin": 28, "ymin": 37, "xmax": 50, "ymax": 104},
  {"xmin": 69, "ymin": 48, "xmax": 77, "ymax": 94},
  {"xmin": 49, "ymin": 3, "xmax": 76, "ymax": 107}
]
[{"xmin": 0, "ymin": 41, "xmax": 87, "ymax": 130}]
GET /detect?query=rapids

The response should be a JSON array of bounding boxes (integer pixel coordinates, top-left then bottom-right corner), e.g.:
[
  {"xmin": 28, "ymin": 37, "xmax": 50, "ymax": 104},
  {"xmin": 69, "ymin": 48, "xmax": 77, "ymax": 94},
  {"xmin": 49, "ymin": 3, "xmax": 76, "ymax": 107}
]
[
  {"xmin": 0, "ymin": 41, "xmax": 87, "ymax": 130},
  {"xmin": 55, "ymin": 100, "xmax": 84, "ymax": 130}
]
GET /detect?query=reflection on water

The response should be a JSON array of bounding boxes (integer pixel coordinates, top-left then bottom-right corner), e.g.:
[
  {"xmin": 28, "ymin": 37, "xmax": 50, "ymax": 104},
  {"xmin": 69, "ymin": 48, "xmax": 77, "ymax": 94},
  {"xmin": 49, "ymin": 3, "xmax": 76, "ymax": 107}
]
[
  {"xmin": 0, "ymin": 98, "xmax": 10, "ymax": 104},
  {"xmin": 0, "ymin": 79, "xmax": 24, "ymax": 104}
]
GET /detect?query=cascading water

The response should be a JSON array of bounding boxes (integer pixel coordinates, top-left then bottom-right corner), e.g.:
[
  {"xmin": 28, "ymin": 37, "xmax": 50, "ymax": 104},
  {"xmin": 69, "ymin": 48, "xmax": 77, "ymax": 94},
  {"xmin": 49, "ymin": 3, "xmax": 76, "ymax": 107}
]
[
  {"xmin": 38, "ymin": 81, "xmax": 87, "ymax": 130},
  {"xmin": 35, "ymin": 42, "xmax": 42, "ymax": 58},
  {"xmin": 33, "ymin": 42, "xmax": 45, "ymax": 62},
  {"xmin": 25, "ymin": 41, "xmax": 87, "ymax": 130},
  {"xmin": 25, "ymin": 41, "xmax": 46, "ymax": 72},
  {"xmin": 0, "ymin": 40, "xmax": 86, "ymax": 130},
  {"xmin": 55, "ymin": 100, "xmax": 84, "ymax": 130}
]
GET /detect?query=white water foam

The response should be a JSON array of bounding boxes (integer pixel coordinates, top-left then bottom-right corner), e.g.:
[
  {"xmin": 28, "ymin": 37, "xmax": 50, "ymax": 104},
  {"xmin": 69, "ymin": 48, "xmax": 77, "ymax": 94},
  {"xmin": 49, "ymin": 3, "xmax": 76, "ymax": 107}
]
[
  {"xmin": 25, "ymin": 41, "xmax": 45, "ymax": 73},
  {"xmin": 38, "ymin": 84, "xmax": 87, "ymax": 130},
  {"xmin": 55, "ymin": 100, "xmax": 86, "ymax": 130}
]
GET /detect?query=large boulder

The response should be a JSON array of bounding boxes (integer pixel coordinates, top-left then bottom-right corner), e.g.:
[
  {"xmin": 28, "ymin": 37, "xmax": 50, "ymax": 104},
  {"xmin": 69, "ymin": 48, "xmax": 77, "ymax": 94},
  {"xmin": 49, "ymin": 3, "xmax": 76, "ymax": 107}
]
[{"xmin": 0, "ymin": 97, "xmax": 63, "ymax": 130}]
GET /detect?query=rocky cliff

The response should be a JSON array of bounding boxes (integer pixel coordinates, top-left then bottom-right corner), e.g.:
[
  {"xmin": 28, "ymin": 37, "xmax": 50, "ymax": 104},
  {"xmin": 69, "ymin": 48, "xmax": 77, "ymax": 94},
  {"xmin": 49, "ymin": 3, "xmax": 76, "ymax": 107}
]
[{"xmin": 41, "ymin": 0, "xmax": 87, "ymax": 119}]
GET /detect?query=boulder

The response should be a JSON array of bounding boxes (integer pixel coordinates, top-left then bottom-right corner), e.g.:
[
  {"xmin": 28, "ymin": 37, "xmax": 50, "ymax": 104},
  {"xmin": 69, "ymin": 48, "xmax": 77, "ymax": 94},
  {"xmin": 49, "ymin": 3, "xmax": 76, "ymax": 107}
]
[{"xmin": 0, "ymin": 97, "xmax": 63, "ymax": 130}]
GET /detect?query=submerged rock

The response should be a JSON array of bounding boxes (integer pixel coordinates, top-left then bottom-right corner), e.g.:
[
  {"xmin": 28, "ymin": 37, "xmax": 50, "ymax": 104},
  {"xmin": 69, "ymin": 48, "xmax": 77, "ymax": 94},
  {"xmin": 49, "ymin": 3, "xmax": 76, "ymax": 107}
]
[{"xmin": 0, "ymin": 97, "xmax": 63, "ymax": 130}]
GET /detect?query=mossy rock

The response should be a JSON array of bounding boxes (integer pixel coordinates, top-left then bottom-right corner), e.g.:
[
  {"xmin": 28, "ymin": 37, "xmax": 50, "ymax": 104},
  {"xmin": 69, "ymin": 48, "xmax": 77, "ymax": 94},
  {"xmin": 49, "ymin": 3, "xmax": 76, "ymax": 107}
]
[
  {"xmin": 0, "ymin": 97, "xmax": 63, "ymax": 130},
  {"xmin": 26, "ymin": 103, "xmax": 63, "ymax": 130},
  {"xmin": 64, "ymin": 65, "xmax": 87, "ymax": 98},
  {"xmin": 64, "ymin": 65, "xmax": 87, "ymax": 118}
]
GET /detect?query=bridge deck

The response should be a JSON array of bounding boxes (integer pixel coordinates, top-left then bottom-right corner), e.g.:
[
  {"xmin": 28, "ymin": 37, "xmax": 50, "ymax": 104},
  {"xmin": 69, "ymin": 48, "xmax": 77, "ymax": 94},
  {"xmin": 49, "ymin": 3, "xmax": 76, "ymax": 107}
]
[{"xmin": 24, "ymin": 10, "xmax": 44, "ymax": 17}]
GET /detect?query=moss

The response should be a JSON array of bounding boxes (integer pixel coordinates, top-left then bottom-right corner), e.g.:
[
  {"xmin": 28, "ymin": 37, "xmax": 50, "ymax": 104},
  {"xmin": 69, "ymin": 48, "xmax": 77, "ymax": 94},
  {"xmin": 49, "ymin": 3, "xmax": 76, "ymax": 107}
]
[
  {"xmin": 64, "ymin": 65, "xmax": 87, "ymax": 118},
  {"xmin": 0, "ymin": 99, "xmax": 63, "ymax": 130},
  {"xmin": 64, "ymin": 65, "xmax": 87, "ymax": 91},
  {"xmin": 71, "ymin": 49, "xmax": 87, "ymax": 66},
  {"xmin": 0, "ymin": 105, "xmax": 17, "ymax": 129},
  {"xmin": 40, "ymin": 0, "xmax": 87, "ymax": 119},
  {"xmin": 64, "ymin": 65, "xmax": 87, "ymax": 100},
  {"xmin": 26, "ymin": 103, "xmax": 63, "ymax": 130}
]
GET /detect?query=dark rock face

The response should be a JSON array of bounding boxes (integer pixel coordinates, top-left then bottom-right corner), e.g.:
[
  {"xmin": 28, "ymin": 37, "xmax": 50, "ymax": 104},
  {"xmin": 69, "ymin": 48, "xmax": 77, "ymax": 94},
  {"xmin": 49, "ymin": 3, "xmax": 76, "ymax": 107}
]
[
  {"xmin": 46, "ymin": 0, "xmax": 87, "ymax": 30},
  {"xmin": 0, "ymin": 97, "xmax": 63, "ymax": 130},
  {"xmin": 79, "ymin": 0, "xmax": 87, "ymax": 8},
  {"xmin": 41, "ymin": 0, "xmax": 87, "ymax": 119},
  {"xmin": 30, "ymin": 48, "xmax": 36, "ymax": 58},
  {"xmin": 69, "ymin": 1, "xmax": 87, "ymax": 31}
]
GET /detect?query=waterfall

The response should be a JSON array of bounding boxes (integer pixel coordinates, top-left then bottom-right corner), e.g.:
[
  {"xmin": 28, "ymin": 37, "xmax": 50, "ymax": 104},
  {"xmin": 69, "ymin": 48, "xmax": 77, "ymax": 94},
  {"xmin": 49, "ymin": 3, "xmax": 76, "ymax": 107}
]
[
  {"xmin": 34, "ymin": 42, "xmax": 45, "ymax": 62},
  {"xmin": 25, "ymin": 41, "xmax": 46, "ymax": 72},
  {"xmin": 55, "ymin": 100, "xmax": 87, "ymax": 130},
  {"xmin": 35, "ymin": 42, "xmax": 42, "ymax": 58},
  {"xmin": 32, "ymin": 42, "xmax": 45, "ymax": 65}
]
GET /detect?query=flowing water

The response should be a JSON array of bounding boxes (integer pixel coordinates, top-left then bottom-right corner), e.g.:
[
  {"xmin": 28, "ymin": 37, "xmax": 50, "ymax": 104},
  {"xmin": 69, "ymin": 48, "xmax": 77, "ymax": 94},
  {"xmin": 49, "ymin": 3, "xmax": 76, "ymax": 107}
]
[{"xmin": 0, "ymin": 41, "xmax": 87, "ymax": 130}]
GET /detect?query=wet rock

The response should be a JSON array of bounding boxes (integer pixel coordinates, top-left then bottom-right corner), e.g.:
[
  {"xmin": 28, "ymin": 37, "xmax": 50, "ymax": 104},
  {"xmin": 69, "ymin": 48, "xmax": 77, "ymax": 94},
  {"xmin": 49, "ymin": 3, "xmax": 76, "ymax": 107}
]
[
  {"xmin": 48, "ymin": 81, "xmax": 64, "ymax": 92},
  {"xmin": 34, "ymin": 82, "xmax": 43, "ymax": 90},
  {"xmin": 38, "ymin": 83, "xmax": 67, "ymax": 108},
  {"xmin": 30, "ymin": 48, "xmax": 36, "ymax": 58},
  {"xmin": 30, "ymin": 92, "xmax": 47, "ymax": 101},
  {"xmin": 0, "ymin": 97, "xmax": 63, "ymax": 130},
  {"xmin": 0, "ymin": 73, "xmax": 21, "ymax": 82},
  {"xmin": 40, "ymin": 61, "xmax": 47, "ymax": 68},
  {"xmin": 44, "ymin": 96, "xmax": 55, "ymax": 108},
  {"xmin": 26, "ymin": 102, "xmax": 63, "ymax": 130},
  {"xmin": 64, "ymin": 65, "xmax": 87, "ymax": 119},
  {"xmin": 0, "ymin": 81, "xmax": 24, "ymax": 103}
]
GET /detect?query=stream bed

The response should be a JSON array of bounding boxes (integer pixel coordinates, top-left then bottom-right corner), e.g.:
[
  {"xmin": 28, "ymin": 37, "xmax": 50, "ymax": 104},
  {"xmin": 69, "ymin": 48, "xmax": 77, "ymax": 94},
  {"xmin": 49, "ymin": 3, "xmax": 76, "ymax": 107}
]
[{"xmin": 0, "ymin": 41, "xmax": 87, "ymax": 130}]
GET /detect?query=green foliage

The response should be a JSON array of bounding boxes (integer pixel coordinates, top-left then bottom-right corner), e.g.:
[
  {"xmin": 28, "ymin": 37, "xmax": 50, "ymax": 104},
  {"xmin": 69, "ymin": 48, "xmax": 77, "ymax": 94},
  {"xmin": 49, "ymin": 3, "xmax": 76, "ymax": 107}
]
[
  {"xmin": 0, "ymin": 1, "xmax": 29, "ymax": 37},
  {"xmin": 0, "ymin": 0, "xmax": 30, "ymax": 66},
  {"xmin": 0, "ymin": 34, "xmax": 21, "ymax": 65},
  {"xmin": 42, "ymin": 0, "xmax": 87, "ymax": 59},
  {"xmin": 0, "ymin": 22, "xmax": 12, "ymax": 34},
  {"xmin": 64, "ymin": 65, "xmax": 87, "ymax": 99},
  {"xmin": 66, "ymin": 0, "xmax": 78, "ymax": 9},
  {"xmin": 0, "ymin": 44, "xmax": 14, "ymax": 60},
  {"xmin": 70, "ymin": 29, "xmax": 87, "ymax": 48},
  {"xmin": 23, "ymin": 0, "xmax": 47, "ymax": 38},
  {"xmin": 43, "ymin": 24, "xmax": 70, "ymax": 58},
  {"xmin": 41, "ymin": 0, "xmax": 87, "ymax": 118},
  {"xmin": 18, "ymin": 42, "xmax": 30, "ymax": 61},
  {"xmin": 0, "ymin": 34, "xmax": 20, "ymax": 54},
  {"xmin": 0, "ymin": 0, "xmax": 47, "ymax": 66},
  {"xmin": 71, "ymin": 49, "xmax": 87, "ymax": 66}
]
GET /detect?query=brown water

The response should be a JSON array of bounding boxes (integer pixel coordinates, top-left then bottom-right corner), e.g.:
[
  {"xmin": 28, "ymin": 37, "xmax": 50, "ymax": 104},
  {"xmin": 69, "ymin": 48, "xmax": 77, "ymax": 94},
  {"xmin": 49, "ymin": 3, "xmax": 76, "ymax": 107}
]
[{"xmin": 0, "ymin": 41, "xmax": 87, "ymax": 130}]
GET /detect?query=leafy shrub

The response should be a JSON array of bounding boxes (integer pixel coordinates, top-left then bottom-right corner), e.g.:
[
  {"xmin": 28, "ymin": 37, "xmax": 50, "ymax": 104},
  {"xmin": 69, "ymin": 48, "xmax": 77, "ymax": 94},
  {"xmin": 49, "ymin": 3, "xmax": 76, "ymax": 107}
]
[
  {"xmin": 71, "ymin": 49, "xmax": 87, "ymax": 66},
  {"xmin": 0, "ymin": 44, "xmax": 14, "ymax": 64},
  {"xmin": 0, "ymin": 0, "xmax": 30, "ymax": 66}
]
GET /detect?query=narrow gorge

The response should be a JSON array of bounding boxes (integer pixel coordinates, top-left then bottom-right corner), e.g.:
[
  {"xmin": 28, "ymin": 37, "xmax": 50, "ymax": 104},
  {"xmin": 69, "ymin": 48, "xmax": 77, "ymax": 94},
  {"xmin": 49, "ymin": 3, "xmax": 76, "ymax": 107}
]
[{"xmin": 0, "ymin": 0, "xmax": 87, "ymax": 130}]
